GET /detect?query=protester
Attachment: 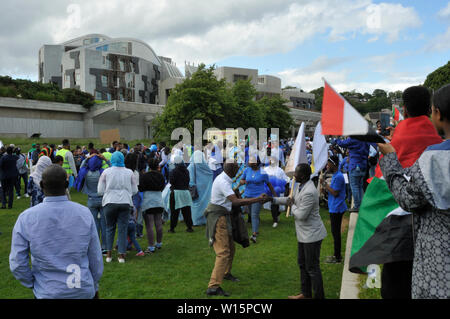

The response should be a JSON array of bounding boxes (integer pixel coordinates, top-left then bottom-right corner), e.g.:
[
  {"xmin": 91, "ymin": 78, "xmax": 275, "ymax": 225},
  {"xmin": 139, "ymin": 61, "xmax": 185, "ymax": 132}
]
[
  {"xmin": 332, "ymin": 137, "xmax": 370, "ymax": 212},
  {"xmin": 127, "ymin": 209, "xmax": 145, "ymax": 257},
  {"xmin": 56, "ymin": 139, "xmax": 78, "ymax": 181},
  {"xmin": 271, "ymin": 163, "xmax": 327, "ymax": 299},
  {"xmin": 0, "ymin": 146, "xmax": 19, "ymax": 209},
  {"xmin": 14, "ymin": 147, "xmax": 29, "ymax": 200},
  {"xmin": 78, "ymin": 151, "xmax": 108, "ymax": 256},
  {"xmin": 31, "ymin": 144, "xmax": 41, "ymax": 166},
  {"xmin": 349, "ymin": 86, "xmax": 444, "ymax": 299},
  {"xmin": 187, "ymin": 148, "xmax": 213, "ymax": 226},
  {"xmin": 262, "ymin": 155, "xmax": 290, "ymax": 228},
  {"xmin": 27, "ymin": 156, "xmax": 52, "ymax": 207},
  {"xmin": 168, "ymin": 155, "xmax": 194, "ymax": 233},
  {"xmin": 9, "ymin": 165, "xmax": 103, "ymax": 299},
  {"xmin": 320, "ymin": 155, "xmax": 347, "ymax": 264},
  {"xmin": 377, "ymin": 83, "xmax": 450, "ymax": 299},
  {"xmin": 125, "ymin": 152, "xmax": 143, "ymax": 238},
  {"xmin": 139, "ymin": 158, "xmax": 165, "ymax": 253},
  {"xmin": 205, "ymin": 161, "xmax": 267, "ymax": 297},
  {"xmin": 239, "ymin": 155, "xmax": 277, "ymax": 243},
  {"xmin": 97, "ymin": 151, "xmax": 138, "ymax": 263}
]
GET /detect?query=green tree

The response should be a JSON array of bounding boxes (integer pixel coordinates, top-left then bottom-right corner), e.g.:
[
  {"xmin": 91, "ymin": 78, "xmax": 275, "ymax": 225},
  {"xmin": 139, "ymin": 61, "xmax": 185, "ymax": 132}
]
[
  {"xmin": 257, "ymin": 95, "xmax": 293, "ymax": 139},
  {"xmin": 309, "ymin": 87, "xmax": 324, "ymax": 111},
  {"xmin": 372, "ymin": 89, "xmax": 387, "ymax": 98},
  {"xmin": 231, "ymin": 79, "xmax": 265, "ymax": 130},
  {"xmin": 424, "ymin": 61, "xmax": 450, "ymax": 90},
  {"xmin": 153, "ymin": 64, "xmax": 235, "ymax": 141}
]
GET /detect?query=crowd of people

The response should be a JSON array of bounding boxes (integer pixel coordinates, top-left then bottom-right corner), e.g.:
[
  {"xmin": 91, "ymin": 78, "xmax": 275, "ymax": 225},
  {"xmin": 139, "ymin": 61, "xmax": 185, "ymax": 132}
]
[{"xmin": 4, "ymin": 84, "xmax": 449, "ymax": 299}]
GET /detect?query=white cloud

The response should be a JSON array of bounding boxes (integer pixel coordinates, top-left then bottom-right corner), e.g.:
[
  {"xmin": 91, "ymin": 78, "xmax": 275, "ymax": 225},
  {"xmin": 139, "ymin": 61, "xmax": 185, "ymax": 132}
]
[
  {"xmin": 277, "ymin": 63, "xmax": 425, "ymax": 94},
  {"xmin": 0, "ymin": 0, "xmax": 422, "ymax": 80},
  {"xmin": 424, "ymin": 27, "xmax": 450, "ymax": 52},
  {"xmin": 438, "ymin": 2, "xmax": 450, "ymax": 18}
]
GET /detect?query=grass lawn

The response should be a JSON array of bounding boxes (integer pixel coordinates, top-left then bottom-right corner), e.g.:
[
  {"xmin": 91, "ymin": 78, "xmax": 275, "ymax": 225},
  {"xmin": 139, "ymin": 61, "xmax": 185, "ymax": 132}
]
[{"xmin": 0, "ymin": 187, "xmax": 353, "ymax": 299}]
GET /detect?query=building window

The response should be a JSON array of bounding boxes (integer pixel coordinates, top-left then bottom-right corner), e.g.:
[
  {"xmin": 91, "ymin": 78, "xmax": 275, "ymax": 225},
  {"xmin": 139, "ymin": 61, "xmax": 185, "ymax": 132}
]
[
  {"xmin": 119, "ymin": 60, "xmax": 125, "ymax": 71},
  {"xmin": 101, "ymin": 75, "xmax": 108, "ymax": 87},
  {"xmin": 233, "ymin": 74, "xmax": 248, "ymax": 83},
  {"xmin": 65, "ymin": 75, "xmax": 70, "ymax": 86},
  {"xmin": 119, "ymin": 92, "xmax": 124, "ymax": 101},
  {"xmin": 258, "ymin": 77, "xmax": 265, "ymax": 84},
  {"xmin": 75, "ymin": 72, "xmax": 81, "ymax": 83},
  {"xmin": 95, "ymin": 91, "xmax": 102, "ymax": 100},
  {"xmin": 106, "ymin": 93, "xmax": 112, "ymax": 101}
]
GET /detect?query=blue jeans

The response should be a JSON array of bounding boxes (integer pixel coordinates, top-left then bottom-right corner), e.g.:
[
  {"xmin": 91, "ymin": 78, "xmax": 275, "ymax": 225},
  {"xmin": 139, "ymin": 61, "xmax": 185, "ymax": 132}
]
[
  {"xmin": 88, "ymin": 197, "xmax": 107, "ymax": 251},
  {"xmin": 104, "ymin": 203, "xmax": 131, "ymax": 254},
  {"xmin": 349, "ymin": 166, "xmax": 366, "ymax": 209},
  {"xmin": 127, "ymin": 222, "xmax": 142, "ymax": 252},
  {"xmin": 249, "ymin": 202, "xmax": 262, "ymax": 234}
]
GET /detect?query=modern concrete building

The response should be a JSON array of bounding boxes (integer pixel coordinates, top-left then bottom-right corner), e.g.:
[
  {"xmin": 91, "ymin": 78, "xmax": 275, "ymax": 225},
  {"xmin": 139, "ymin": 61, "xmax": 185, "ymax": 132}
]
[
  {"xmin": 282, "ymin": 88, "xmax": 316, "ymax": 110},
  {"xmin": 39, "ymin": 34, "xmax": 183, "ymax": 105}
]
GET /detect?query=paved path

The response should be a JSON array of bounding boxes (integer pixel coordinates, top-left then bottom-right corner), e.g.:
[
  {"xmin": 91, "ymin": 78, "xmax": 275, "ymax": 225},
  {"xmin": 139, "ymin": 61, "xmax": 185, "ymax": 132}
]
[{"xmin": 339, "ymin": 212, "xmax": 361, "ymax": 299}]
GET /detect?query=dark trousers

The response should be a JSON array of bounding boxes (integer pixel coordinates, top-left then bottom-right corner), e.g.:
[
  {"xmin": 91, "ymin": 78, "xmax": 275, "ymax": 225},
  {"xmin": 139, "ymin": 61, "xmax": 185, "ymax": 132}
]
[
  {"xmin": 329, "ymin": 212, "xmax": 345, "ymax": 260},
  {"xmin": 15, "ymin": 173, "xmax": 28, "ymax": 196},
  {"xmin": 1, "ymin": 177, "xmax": 16, "ymax": 208},
  {"xmin": 271, "ymin": 204, "xmax": 280, "ymax": 222},
  {"xmin": 169, "ymin": 191, "xmax": 193, "ymax": 230},
  {"xmin": 381, "ymin": 260, "xmax": 413, "ymax": 299},
  {"xmin": 298, "ymin": 240, "xmax": 325, "ymax": 299}
]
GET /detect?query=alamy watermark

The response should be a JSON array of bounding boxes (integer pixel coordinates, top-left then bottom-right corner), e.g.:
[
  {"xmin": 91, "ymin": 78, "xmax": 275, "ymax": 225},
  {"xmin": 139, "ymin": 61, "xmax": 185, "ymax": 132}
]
[{"xmin": 169, "ymin": 120, "xmax": 283, "ymax": 164}]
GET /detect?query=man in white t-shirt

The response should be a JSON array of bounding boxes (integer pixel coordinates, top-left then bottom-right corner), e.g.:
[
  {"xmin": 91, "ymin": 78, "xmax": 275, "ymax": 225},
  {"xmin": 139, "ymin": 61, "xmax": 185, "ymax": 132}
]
[{"xmin": 205, "ymin": 161, "xmax": 268, "ymax": 297}]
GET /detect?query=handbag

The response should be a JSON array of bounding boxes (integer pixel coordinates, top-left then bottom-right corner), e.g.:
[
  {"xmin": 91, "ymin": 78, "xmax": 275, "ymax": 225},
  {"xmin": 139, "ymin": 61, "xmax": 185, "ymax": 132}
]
[{"xmin": 189, "ymin": 163, "xmax": 199, "ymax": 200}]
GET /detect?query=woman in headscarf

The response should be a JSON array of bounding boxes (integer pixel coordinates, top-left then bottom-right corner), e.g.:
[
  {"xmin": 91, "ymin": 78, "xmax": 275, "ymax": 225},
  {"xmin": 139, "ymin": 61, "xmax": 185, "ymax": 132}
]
[
  {"xmin": 27, "ymin": 156, "xmax": 52, "ymax": 207},
  {"xmin": 97, "ymin": 151, "xmax": 138, "ymax": 263},
  {"xmin": 187, "ymin": 148, "xmax": 213, "ymax": 226},
  {"xmin": 168, "ymin": 155, "xmax": 194, "ymax": 233},
  {"xmin": 79, "ymin": 150, "xmax": 107, "ymax": 256}
]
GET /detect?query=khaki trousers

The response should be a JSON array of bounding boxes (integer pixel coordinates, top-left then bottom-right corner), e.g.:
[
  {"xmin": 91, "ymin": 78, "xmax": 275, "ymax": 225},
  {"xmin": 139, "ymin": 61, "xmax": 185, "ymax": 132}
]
[{"xmin": 208, "ymin": 215, "xmax": 235, "ymax": 288}]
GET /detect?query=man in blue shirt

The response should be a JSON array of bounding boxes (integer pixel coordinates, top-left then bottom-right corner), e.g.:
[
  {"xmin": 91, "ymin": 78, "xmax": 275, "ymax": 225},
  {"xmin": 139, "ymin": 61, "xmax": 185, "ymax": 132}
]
[
  {"xmin": 9, "ymin": 165, "xmax": 103, "ymax": 299},
  {"xmin": 332, "ymin": 137, "xmax": 370, "ymax": 212},
  {"xmin": 320, "ymin": 155, "xmax": 347, "ymax": 263}
]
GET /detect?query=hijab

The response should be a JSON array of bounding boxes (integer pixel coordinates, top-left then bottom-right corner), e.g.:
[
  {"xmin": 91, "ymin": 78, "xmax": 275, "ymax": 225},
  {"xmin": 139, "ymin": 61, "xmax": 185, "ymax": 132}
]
[
  {"xmin": 30, "ymin": 156, "xmax": 52, "ymax": 189},
  {"xmin": 111, "ymin": 151, "xmax": 125, "ymax": 167}
]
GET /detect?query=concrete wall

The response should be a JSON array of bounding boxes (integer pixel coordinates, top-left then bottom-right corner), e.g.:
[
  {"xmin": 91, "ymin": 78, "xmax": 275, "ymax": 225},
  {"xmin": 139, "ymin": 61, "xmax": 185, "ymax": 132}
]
[
  {"xmin": 256, "ymin": 75, "xmax": 282, "ymax": 95},
  {"xmin": 214, "ymin": 66, "xmax": 258, "ymax": 87}
]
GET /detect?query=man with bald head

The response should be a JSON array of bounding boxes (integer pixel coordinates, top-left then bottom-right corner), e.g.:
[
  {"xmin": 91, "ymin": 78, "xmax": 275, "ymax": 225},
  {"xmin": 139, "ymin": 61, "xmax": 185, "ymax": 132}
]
[
  {"xmin": 10, "ymin": 165, "xmax": 103, "ymax": 299},
  {"xmin": 205, "ymin": 161, "xmax": 268, "ymax": 297}
]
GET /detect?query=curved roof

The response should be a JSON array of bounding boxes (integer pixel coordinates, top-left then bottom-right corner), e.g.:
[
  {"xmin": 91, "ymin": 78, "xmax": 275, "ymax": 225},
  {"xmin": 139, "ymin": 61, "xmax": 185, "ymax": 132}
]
[
  {"xmin": 84, "ymin": 37, "xmax": 161, "ymax": 66},
  {"xmin": 61, "ymin": 34, "xmax": 111, "ymax": 46}
]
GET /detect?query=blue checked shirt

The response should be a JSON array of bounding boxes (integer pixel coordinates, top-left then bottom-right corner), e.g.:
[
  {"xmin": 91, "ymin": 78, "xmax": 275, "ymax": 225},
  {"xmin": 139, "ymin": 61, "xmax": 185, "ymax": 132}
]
[{"xmin": 9, "ymin": 195, "xmax": 103, "ymax": 299}]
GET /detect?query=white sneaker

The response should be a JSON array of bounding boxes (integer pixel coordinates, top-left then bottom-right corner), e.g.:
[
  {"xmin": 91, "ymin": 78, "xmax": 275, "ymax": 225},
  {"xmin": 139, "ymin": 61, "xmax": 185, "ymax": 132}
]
[
  {"xmin": 118, "ymin": 258, "xmax": 125, "ymax": 263},
  {"xmin": 25, "ymin": 194, "xmax": 29, "ymax": 198},
  {"xmin": 106, "ymin": 257, "xmax": 112, "ymax": 263},
  {"xmin": 273, "ymin": 222, "xmax": 278, "ymax": 228},
  {"xmin": 17, "ymin": 196, "xmax": 21, "ymax": 200}
]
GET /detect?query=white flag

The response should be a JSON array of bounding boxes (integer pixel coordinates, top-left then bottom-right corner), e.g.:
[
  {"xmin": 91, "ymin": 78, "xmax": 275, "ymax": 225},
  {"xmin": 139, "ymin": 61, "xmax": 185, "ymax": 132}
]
[
  {"xmin": 312, "ymin": 121, "xmax": 328, "ymax": 178},
  {"xmin": 285, "ymin": 122, "xmax": 308, "ymax": 178}
]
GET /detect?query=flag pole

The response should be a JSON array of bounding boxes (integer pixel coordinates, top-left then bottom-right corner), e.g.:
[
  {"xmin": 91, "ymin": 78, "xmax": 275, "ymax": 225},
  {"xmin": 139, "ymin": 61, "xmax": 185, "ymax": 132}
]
[{"xmin": 286, "ymin": 177, "xmax": 296, "ymax": 218}]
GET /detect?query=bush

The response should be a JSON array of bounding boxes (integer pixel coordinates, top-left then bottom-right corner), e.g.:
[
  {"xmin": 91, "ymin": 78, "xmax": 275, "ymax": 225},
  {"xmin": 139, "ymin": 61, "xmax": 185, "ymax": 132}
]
[{"xmin": 0, "ymin": 75, "xmax": 94, "ymax": 108}]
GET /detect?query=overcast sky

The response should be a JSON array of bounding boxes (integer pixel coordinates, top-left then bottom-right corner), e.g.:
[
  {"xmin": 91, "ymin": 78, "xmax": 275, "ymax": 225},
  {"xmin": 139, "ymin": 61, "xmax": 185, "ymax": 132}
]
[{"xmin": 1, "ymin": 0, "xmax": 450, "ymax": 93}]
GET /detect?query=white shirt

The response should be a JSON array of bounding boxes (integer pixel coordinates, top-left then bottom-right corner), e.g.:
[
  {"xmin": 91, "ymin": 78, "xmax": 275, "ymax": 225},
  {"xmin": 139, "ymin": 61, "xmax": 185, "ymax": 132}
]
[
  {"xmin": 210, "ymin": 171, "xmax": 235, "ymax": 212},
  {"xmin": 263, "ymin": 165, "xmax": 290, "ymax": 183},
  {"xmin": 97, "ymin": 166, "xmax": 138, "ymax": 207}
]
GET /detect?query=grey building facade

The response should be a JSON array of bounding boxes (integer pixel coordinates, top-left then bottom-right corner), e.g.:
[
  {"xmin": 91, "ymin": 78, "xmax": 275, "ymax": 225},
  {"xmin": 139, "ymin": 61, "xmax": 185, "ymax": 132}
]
[{"xmin": 39, "ymin": 34, "xmax": 183, "ymax": 105}]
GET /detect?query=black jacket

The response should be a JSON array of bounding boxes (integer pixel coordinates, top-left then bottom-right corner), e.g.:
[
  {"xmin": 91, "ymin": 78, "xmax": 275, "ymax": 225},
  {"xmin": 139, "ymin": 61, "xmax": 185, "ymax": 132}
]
[
  {"xmin": 139, "ymin": 171, "xmax": 165, "ymax": 192},
  {"xmin": 169, "ymin": 165, "xmax": 190, "ymax": 190},
  {"xmin": 0, "ymin": 154, "xmax": 19, "ymax": 179}
]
